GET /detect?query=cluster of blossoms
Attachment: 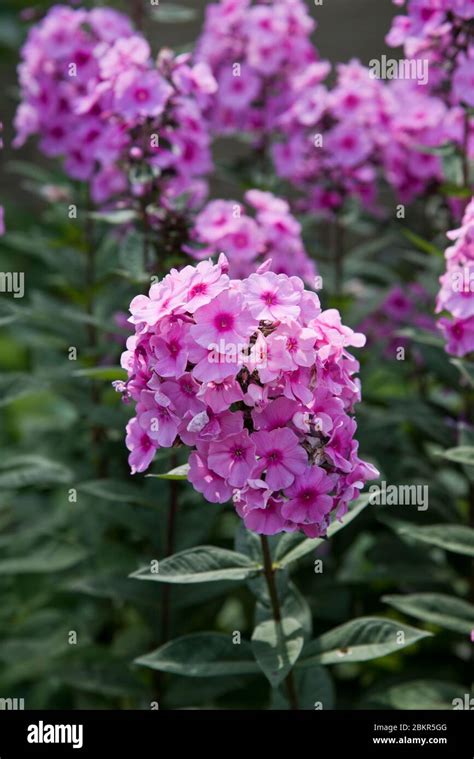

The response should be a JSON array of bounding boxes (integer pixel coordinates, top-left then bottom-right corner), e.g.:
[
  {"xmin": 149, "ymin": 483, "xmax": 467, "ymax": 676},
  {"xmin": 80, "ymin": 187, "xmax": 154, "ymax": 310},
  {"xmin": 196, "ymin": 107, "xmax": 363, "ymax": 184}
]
[
  {"xmin": 15, "ymin": 5, "xmax": 216, "ymax": 207},
  {"xmin": 360, "ymin": 283, "xmax": 436, "ymax": 360},
  {"xmin": 386, "ymin": 0, "xmax": 474, "ymax": 204},
  {"xmin": 382, "ymin": 80, "xmax": 455, "ymax": 203},
  {"xmin": 195, "ymin": 0, "xmax": 318, "ymax": 140},
  {"xmin": 272, "ymin": 58, "xmax": 456, "ymax": 213},
  {"xmin": 116, "ymin": 257, "xmax": 378, "ymax": 537},
  {"xmin": 272, "ymin": 59, "xmax": 388, "ymax": 214},
  {"xmin": 387, "ymin": 0, "xmax": 474, "ymax": 108},
  {"xmin": 191, "ymin": 189, "xmax": 317, "ymax": 283},
  {"xmin": 436, "ymin": 197, "xmax": 474, "ymax": 356}
]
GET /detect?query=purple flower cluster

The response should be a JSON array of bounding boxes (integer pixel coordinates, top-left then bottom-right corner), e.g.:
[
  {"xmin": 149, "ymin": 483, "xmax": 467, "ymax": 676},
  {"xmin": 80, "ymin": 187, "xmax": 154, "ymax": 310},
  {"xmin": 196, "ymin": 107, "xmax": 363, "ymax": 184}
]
[
  {"xmin": 387, "ymin": 0, "xmax": 474, "ymax": 107},
  {"xmin": 360, "ymin": 283, "xmax": 436, "ymax": 359},
  {"xmin": 192, "ymin": 190, "xmax": 317, "ymax": 283},
  {"xmin": 196, "ymin": 0, "xmax": 317, "ymax": 139},
  {"xmin": 116, "ymin": 257, "xmax": 378, "ymax": 537},
  {"xmin": 272, "ymin": 60, "xmax": 389, "ymax": 214},
  {"xmin": 272, "ymin": 58, "xmax": 456, "ymax": 212},
  {"xmin": 437, "ymin": 197, "xmax": 474, "ymax": 356},
  {"xmin": 15, "ymin": 5, "xmax": 216, "ymax": 207}
]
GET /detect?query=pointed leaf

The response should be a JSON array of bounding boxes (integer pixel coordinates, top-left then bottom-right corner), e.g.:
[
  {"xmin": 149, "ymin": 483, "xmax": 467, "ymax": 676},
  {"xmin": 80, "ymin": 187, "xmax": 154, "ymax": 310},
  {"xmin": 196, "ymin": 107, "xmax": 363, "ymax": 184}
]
[
  {"xmin": 383, "ymin": 593, "xmax": 474, "ymax": 635},
  {"xmin": 136, "ymin": 633, "xmax": 259, "ymax": 676},
  {"xmin": 391, "ymin": 521, "xmax": 474, "ymax": 557},
  {"xmin": 251, "ymin": 617, "xmax": 304, "ymax": 688},
  {"xmin": 297, "ymin": 617, "xmax": 431, "ymax": 668},
  {"xmin": 130, "ymin": 546, "xmax": 260, "ymax": 584}
]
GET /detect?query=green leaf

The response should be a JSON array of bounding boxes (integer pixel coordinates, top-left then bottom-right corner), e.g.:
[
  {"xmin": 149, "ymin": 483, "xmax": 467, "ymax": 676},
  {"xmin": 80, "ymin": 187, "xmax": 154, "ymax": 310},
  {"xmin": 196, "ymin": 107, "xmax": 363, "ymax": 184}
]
[
  {"xmin": 130, "ymin": 546, "xmax": 260, "ymax": 584},
  {"xmin": 147, "ymin": 463, "xmax": 189, "ymax": 481},
  {"xmin": 118, "ymin": 230, "xmax": 145, "ymax": 280},
  {"xmin": 439, "ymin": 183, "xmax": 473, "ymax": 199},
  {"xmin": 0, "ymin": 455, "xmax": 72, "ymax": 489},
  {"xmin": 135, "ymin": 633, "xmax": 259, "ymax": 676},
  {"xmin": 440, "ymin": 446, "xmax": 474, "ymax": 465},
  {"xmin": 251, "ymin": 617, "xmax": 304, "ymax": 688},
  {"xmin": 451, "ymin": 358, "xmax": 474, "ymax": 388},
  {"xmin": 297, "ymin": 617, "xmax": 431, "ymax": 668},
  {"xmin": 401, "ymin": 229, "xmax": 444, "ymax": 257},
  {"xmin": 77, "ymin": 479, "xmax": 146, "ymax": 504},
  {"xmin": 0, "ymin": 542, "xmax": 88, "ymax": 574},
  {"xmin": 256, "ymin": 582, "xmax": 312, "ymax": 640},
  {"xmin": 383, "ymin": 593, "xmax": 474, "ymax": 635},
  {"xmin": 72, "ymin": 367, "xmax": 127, "ymax": 381},
  {"xmin": 391, "ymin": 521, "xmax": 474, "ymax": 557},
  {"xmin": 276, "ymin": 493, "xmax": 372, "ymax": 566},
  {"xmin": 89, "ymin": 209, "xmax": 138, "ymax": 225},
  {"xmin": 362, "ymin": 680, "xmax": 467, "ymax": 710},
  {"xmin": 272, "ymin": 667, "xmax": 335, "ymax": 710},
  {"xmin": 150, "ymin": 3, "xmax": 197, "ymax": 22}
]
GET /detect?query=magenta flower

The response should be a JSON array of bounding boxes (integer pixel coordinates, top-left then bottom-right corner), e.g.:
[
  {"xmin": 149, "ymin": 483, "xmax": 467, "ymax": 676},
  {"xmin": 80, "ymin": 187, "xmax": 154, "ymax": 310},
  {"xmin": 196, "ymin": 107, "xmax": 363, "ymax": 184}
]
[
  {"xmin": 126, "ymin": 418, "xmax": 157, "ymax": 475},
  {"xmin": 282, "ymin": 467, "xmax": 334, "ymax": 525},
  {"xmin": 437, "ymin": 199, "xmax": 474, "ymax": 357},
  {"xmin": 253, "ymin": 428, "xmax": 307, "ymax": 490},
  {"xmin": 188, "ymin": 447, "xmax": 233, "ymax": 503},
  {"xmin": 208, "ymin": 430, "xmax": 257, "ymax": 487},
  {"xmin": 114, "ymin": 69, "xmax": 173, "ymax": 120},
  {"xmin": 191, "ymin": 289, "xmax": 257, "ymax": 349},
  {"xmin": 244, "ymin": 271, "xmax": 302, "ymax": 321},
  {"xmin": 150, "ymin": 323, "xmax": 189, "ymax": 378}
]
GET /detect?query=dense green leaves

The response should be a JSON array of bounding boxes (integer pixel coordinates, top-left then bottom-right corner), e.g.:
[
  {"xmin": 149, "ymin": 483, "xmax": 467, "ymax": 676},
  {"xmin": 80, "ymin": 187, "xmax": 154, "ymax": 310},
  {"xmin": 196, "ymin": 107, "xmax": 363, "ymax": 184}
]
[{"xmin": 130, "ymin": 546, "xmax": 260, "ymax": 584}]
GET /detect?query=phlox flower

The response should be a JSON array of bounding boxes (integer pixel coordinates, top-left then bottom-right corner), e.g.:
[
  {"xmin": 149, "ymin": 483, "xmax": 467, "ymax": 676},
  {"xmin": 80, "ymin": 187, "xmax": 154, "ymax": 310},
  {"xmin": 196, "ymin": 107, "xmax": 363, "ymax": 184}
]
[{"xmin": 117, "ymin": 257, "xmax": 378, "ymax": 536}]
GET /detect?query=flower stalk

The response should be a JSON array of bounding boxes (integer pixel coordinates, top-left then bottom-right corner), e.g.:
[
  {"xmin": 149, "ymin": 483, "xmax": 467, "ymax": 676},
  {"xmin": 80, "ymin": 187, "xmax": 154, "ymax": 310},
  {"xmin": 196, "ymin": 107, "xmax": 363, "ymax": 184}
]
[{"xmin": 260, "ymin": 535, "xmax": 299, "ymax": 710}]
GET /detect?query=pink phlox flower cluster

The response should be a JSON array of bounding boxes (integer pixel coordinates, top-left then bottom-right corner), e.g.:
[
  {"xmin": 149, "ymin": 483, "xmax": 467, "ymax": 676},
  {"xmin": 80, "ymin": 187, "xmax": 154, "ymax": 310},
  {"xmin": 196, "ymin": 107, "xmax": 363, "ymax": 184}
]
[
  {"xmin": 273, "ymin": 59, "xmax": 401, "ymax": 214},
  {"xmin": 191, "ymin": 189, "xmax": 317, "ymax": 284},
  {"xmin": 437, "ymin": 197, "xmax": 474, "ymax": 356},
  {"xmin": 196, "ymin": 0, "xmax": 318, "ymax": 139},
  {"xmin": 15, "ymin": 6, "xmax": 217, "ymax": 207},
  {"xmin": 388, "ymin": 1, "xmax": 474, "ymax": 108},
  {"xmin": 382, "ymin": 80, "xmax": 454, "ymax": 203},
  {"xmin": 116, "ymin": 256, "xmax": 378, "ymax": 536}
]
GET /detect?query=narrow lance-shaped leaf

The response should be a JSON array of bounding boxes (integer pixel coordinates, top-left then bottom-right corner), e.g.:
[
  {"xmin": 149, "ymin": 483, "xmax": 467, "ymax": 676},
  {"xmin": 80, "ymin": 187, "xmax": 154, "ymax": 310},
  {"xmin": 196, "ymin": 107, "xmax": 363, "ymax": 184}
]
[
  {"xmin": 146, "ymin": 463, "xmax": 190, "ymax": 481},
  {"xmin": 130, "ymin": 546, "xmax": 260, "ymax": 584},
  {"xmin": 388, "ymin": 519, "xmax": 474, "ymax": 558},
  {"xmin": 135, "ymin": 633, "xmax": 259, "ymax": 677},
  {"xmin": 383, "ymin": 593, "xmax": 474, "ymax": 635},
  {"xmin": 297, "ymin": 617, "xmax": 432, "ymax": 668}
]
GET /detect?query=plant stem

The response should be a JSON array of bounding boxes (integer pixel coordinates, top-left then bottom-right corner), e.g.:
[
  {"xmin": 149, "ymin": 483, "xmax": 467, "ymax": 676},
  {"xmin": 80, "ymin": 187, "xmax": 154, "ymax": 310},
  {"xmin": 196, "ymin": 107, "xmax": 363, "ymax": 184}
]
[
  {"xmin": 131, "ymin": 0, "xmax": 144, "ymax": 31},
  {"xmin": 260, "ymin": 535, "xmax": 299, "ymax": 710},
  {"xmin": 161, "ymin": 454, "xmax": 179, "ymax": 644}
]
